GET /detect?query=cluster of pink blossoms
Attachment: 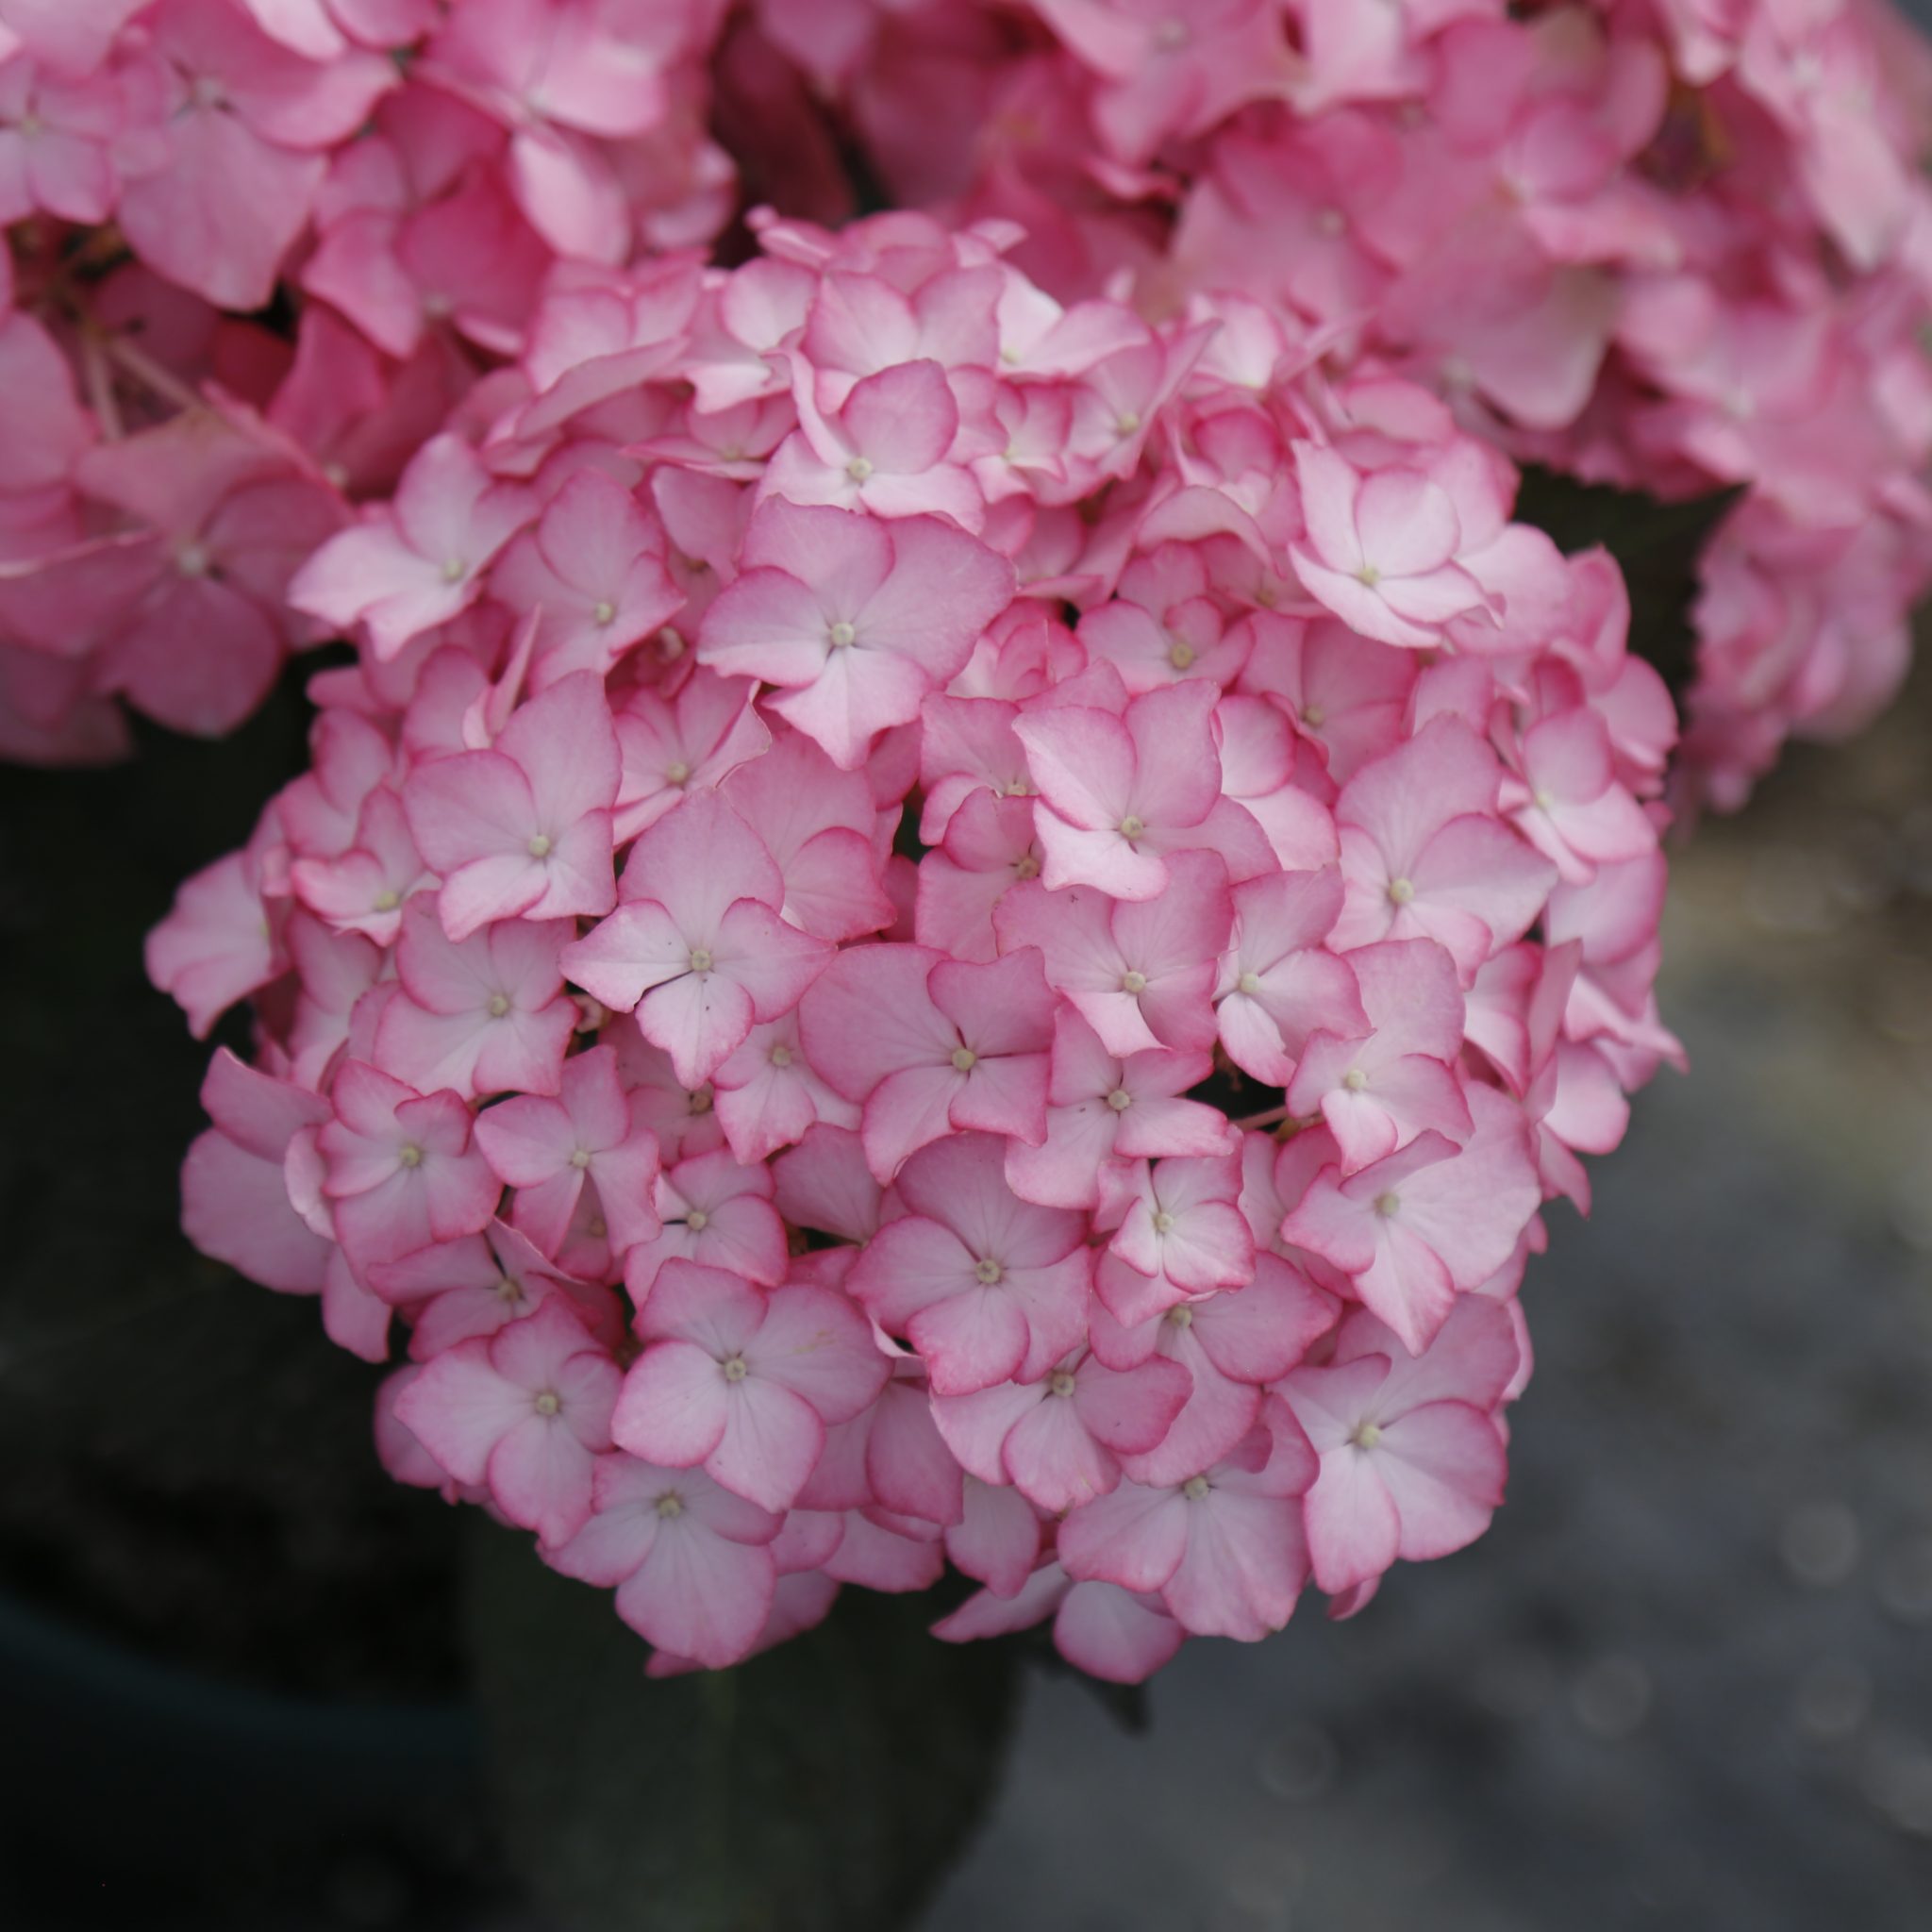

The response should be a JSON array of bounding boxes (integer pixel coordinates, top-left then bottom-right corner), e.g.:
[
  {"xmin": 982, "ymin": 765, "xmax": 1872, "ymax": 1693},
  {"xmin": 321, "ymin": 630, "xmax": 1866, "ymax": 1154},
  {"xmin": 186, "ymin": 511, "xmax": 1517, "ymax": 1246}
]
[
  {"xmin": 0, "ymin": 0, "xmax": 740, "ymax": 758},
  {"xmin": 154, "ymin": 209, "xmax": 1681, "ymax": 1678},
  {"xmin": 756, "ymin": 0, "xmax": 1932, "ymax": 808},
  {"xmin": 6, "ymin": 3, "xmax": 1932, "ymax": 806}
]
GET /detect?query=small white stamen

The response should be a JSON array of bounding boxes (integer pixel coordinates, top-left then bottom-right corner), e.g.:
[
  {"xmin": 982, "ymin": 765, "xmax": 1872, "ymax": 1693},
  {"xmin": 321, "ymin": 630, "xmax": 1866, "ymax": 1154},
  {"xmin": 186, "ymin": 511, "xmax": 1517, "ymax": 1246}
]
[
  {"xmin": 593, "ymin": 600, "xmax": 617, "ymax": 625},
  {"xmin": 665, "ymin": 760, "xmax": 691, "ymax": 786},
  {"xmin": 1355, "ymin": 562, "xmax": 1382, "ymax": 588},
  {"xmin": 1116, "ymin": 411, "xmax": 1141, "ymax": 436},
  {"xmin": 845, "ymin": 456, "xmax": 874, "ymax": 483},
  {"xmin": 1013, "ymin": 854, "xmax": 1041, "ymax": 880},
  {"xmin": 1302, "ymin": 704, "xmax": 1326, "ymax": 728},
  {"xmin": 722, "ymin": 1357, "xmax": 749, "ymax": 1383},
  {"xmin": 828, "ymin": 620, "xmax": 857, "ymax": 649},
  {"xmin": 1181, "ymin": 1474, "xmax": 1210, "ymax": 1502},
  {"xmin": 397, "ymin": 1143, "xmax": 424, "ymax": 1169},
  {"xmin": 656, "ymin": 1492, "xmax": 684, "ymax": 1519},
  {"xmin": 1151, "ymin": 1209, "xmax": 1175, "ymax": 1235},
  {"xmin": 441, "ymin": 557, "xmax": 467, "ymax": 583},
  {"xmin": 374, "ymin": 889, "xmax": 401, "ymax": 913},
  {"xmin": 1352, "ymin": 1421, "xmax": 1383, "ymax": 1450},
  {"xmin": 1118, "ymin": 814, "xmax": 1146, "ymax": 841},
  {"xmin": 1166, "ymin": 1304, "xmax": 1193, "ymax": 1328},
  {"xmin": 1167, "ymin": 640, "xmax": 1195, "ymax": 671},
  {"xmin": 487, "ymin": 993, "xmax": 511, "ymax": 1018},
  {"xmin": 974, "ymin": 1257, "xmax": 1005, "ymax": 1285},
  {"xmin": 691, "ymin": 1086, "xmax": 714, "ymax": 1115},
  {"xmin": 1387, "ymin": 876, "xmax": 1416, "ymax": 906},
  {"xmin": 175, "ymin": 542, "xmax": 211, "ymax": 578},
  {"xmin": 1106, "ymin": 1088, "xmax": 1133, "ymax": 1112},
  {"xmin": 1374, "ymin": 1191, "xmax": 1402, "ymax": 1219},
  {"xmin": 533, "ymin": 1391, "xmax": 560, "ymax": 1417},
  {"xmin": 1121, "ymin": 969, "xmax": 1148, "ymax": 995},
  {"xmin": 689, "ymin": 947, "xmax": 713, "ymax": 974},
  {"xmin": 951, "ymin": 1046, "xmax": 978, "ymax": 1073},
  {"xmin": 569, "ymin": 1148, "xmax": 592, "ymax": 1170},
  {"xmin": 771, "ymin": 1043, "xmax": 793, "ymax": 1069},
  {"xmin": 1048, "ymin": 1371, "xmax": 1077, "ymax": 1398},
  {"xmin": 527, "ymin": 833, "xmax": 553, "ymax": 858},
  {"xmin": 1341, "ymin": 1068, "xmax": 1368, "ymax": 1092},
  {"xmin": 1237, "ymin": 971, "xmax": 1262, "ymax": 996},
  {"xmin": 685, "ymin": 1208, "xmax": 709, "ymax": 1232}
]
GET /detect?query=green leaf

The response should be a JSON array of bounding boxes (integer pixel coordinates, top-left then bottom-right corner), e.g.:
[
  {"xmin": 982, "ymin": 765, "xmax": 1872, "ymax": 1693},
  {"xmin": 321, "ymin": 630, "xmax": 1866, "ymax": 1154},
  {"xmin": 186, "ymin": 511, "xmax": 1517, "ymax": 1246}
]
[
  {"xmin": 1512, "ymin": 466, "xmax": 1745, "ymax": 697},
  {"xmin": 463, "ymin": 1519, "xmax": 1022, "ymax": 1932}
]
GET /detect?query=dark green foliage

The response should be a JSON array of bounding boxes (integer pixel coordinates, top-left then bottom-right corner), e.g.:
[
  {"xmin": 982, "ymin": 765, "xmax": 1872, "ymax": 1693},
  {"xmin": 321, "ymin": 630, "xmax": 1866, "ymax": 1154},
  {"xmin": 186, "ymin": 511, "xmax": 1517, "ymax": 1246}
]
[{"xmin": 464, "ymin": 1520, "xmax": 1022, "ymax": 1932}]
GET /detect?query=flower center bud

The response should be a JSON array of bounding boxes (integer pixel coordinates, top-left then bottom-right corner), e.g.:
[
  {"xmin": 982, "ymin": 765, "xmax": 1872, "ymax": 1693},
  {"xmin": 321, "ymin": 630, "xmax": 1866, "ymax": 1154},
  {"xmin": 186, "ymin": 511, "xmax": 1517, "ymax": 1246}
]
[
  {"xmin": 656, "ymin": 1492, "xmax": 684, "ymax": 1519},
  {"xmin": 685, "ymin": 1208, "xmax": 709, "ymax": 1232},
  {"xmin": 658, "ymin": 626, "xmax": 686, "ymax": 658},
  {"xmin": 691, "ymin": 1086, "xmax": 714, "ymax": 1114},
  {"xmin": 1167, "ymin": 639, "xmax": 1195, "ymax": 671},
  {"xmin": 951, "ymin": 1046, "xmax": 978, "ymax": 1073},
  {"xmin": 397, "ymin": 1143, "xmax": 424, "ymax": 1169},
  {"xmin": 828, "ymin": 620, "xmax": 857, "ymax": 649},
  {"xmin": 1048, "ymin": 1371, "xmax": 1077, "ymax": 1398},
  {"xmin": 175, "ymin": 541, "xmax": 211, "ymax": 578},
  {"xmin": 495, "ymin": 1274, "xmax": 523, "ymax": 1302},
  {"xmin": 1355, "ymin": 562, "xmax": 1382, "ymax": 588},
  {"xmin": 1386, "ymin": 876, "xmax": 1416, "ymax": 906},
  {"xmin": 488, "ymin": 993, "xmax": 511, "ymax": 1018},
  {"xmin": 722, "ymin": 1357, "xmax": 748, "ymax": 1383},
  {"xmin": 1374, "ymin": 1190, "xmax": 1402, "ymax": 1218},
  {"xmin": 533, "ymin": 1391, "xmax": 560, "ymax": 1417},
  {"xmin": 1237, "ymin": 971, "xmax": 1262, "ymax": 995},
  {"xmin": 689, "ymin": 947, "xmax": 713, "ymax": 974},
  {"xmin": 593, "ymin": 600, "xmax": 616, "ymax": 625},
  {"xmin": 1302, "ymin": 704, "xmax": 1325, "ymax": 728},
  {"xmin": 974, "ymin": 1257, "xmax": 1005, "ymax": 1285},
  {"xmin": 845, "ymin": 456, "xmax": 874, "ymax": 482},
  {"xmin": 1533, "ymin": 788, "xmax": 1555, "ymax": 813},
  {"xmin": 1106, "ymin": 1088, "xmax": 1133, "ymax": 1112},
  {"xmin": 1166, "ymin": 1304, "xmax": 1193, "ymax": 1328},
  {"xmin": 1352, "ymin": 1421, "xmax": 1383, "ymax": 1449},
  {"xmin": 666, "ymin": 760, "xmax": 691, "ymax": 786},
  {"xmin": 1342, "ymin": 1068, "xmax": 1368, "ymax": 1092},
  {"xmin": 771, "ymin": 1043, "xmax": 793, "ymax": 1069},
  {"xmin": 1013, "ymin": 854, "xmax": 1041, "ymax": 880},
  {"xmin": 569, "ymin": 1147, "xmax": 592, "ymax": 1169},
  {"xmin": 1121, "ymin": 969, "xmax": 1148, "ymax": 994},
  {"xmin": 1117, "ymin": 814, "xmax": 1145, "ymax": 841},
  {"xmin": 1151, "ymin": 1209, "xmax": 1175, "ymax": 1235},
  {"xmin": 527, "ymin": 833, "xmax": 553, "ymax": 858},
  {"xmin": 374, "ymin": 889, "xmax": 401, "ymax": 912},
  {"xmin": 1116, "ymin": 411, "xmax": 1141, "ymax": 436},
  {"xmin": 441, "ymin": 557, "xmax": 467, "ymax": 583},
  {"xmin": 1181, "ymin": 1475, "xmax": 1210, "ymax": 1502}
]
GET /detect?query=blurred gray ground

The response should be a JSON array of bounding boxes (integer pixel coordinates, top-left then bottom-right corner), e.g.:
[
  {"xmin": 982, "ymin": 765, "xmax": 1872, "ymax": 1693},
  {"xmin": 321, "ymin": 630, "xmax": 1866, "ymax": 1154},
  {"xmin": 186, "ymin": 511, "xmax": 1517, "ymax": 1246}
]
[{"xmin": 923, "ymin": 666, "xmax": 1932, "ymax": 1932}]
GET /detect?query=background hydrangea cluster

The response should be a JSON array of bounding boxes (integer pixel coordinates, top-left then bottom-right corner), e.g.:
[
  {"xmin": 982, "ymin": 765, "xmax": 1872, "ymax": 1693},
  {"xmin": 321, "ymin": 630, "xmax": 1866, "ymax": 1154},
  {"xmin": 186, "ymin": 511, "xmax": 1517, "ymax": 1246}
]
[{"xmin": 5, "ymin": 0, "xmax": 1929, "ymax": 1680}]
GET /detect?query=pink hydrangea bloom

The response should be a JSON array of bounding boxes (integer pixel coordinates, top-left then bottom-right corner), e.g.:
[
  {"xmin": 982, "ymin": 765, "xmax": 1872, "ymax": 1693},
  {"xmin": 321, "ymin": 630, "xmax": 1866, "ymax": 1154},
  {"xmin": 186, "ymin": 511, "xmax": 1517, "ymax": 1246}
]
[{"xmin": 136, "ymin": 163, "xmax": 1737, "ymax": 1681}]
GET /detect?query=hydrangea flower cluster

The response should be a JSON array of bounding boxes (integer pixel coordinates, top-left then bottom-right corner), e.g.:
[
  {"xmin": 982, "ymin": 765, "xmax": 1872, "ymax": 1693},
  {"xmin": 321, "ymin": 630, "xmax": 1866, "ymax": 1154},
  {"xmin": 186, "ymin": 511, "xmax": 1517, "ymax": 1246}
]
[
  {"xmin": 5, "ymin": 3, "xmax": 1932, "ymax": 806},
  {"xmin": 0, "ymin": 0, "xmax": 739, "ymax": 758},
  {"xmin": 750, "ymin": 0, "xmax": 1932, "ymax": 809},
  {"xmin": 156, "ymin": 211, "xmax": 1681, "ymax": 1677}
]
